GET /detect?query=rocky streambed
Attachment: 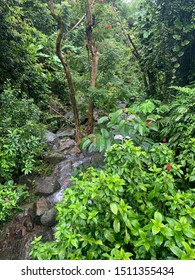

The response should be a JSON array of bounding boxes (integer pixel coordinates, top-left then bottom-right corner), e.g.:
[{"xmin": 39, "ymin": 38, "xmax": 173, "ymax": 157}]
[{"xmin": 0, "ymin": 128, "xmax": 103, "ymax": 259}]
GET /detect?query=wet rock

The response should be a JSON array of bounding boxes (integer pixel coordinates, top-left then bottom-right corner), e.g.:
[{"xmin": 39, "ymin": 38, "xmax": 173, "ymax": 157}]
[
  {"xmin": 0, "ymin": 226, "xmax": 54, "ymax": 260},
  {"xmin": 43, "ymin": 151, "xmax": 67, "ymax": 164},
  {"xmin": 44, "ymin": 131, "xmax": 57, "ymax": 143},
  {"xmin": 35, "ymin": 177, "xmax": 61, "ymax": 195},
  {"xmin": 34, "ymin": 197, "xmax": 49, "ymax": 217},
  {"xmin": 18, "ymin": 173, "xmax": 37, "ymax": 189},
  {"xmin": 47, "ymin": 189, "xmax": 65, "ymax": 206},
  {"xmin": 53, "ymin": 160, "xmax": 72, "ymax": 179},
  {"xmin": 56, "ymin": 128, "xmax": 75, "ymax": 139},
  {"xmin": 69, "ymin": 146, "xmax": 81, "ymax": 155},
  {"xmin": 40, "ymin": 208, "xmax": 57, "ymax": 227},
  {"xmin": 44, "ymin": 131, "xmax": 60, "ymax": 150},
  {"xmin": 58, "ymin": 139, "xmax": 76, "ymax": 152}
]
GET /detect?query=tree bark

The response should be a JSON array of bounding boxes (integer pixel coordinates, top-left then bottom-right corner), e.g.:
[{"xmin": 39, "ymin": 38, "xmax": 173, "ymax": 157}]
[
  {"xmin": 49, "ymin": 0, "xmax": 82, "ymax": 144},
  {"xmin": 86, "ymin": 0, "xmax": 99, "ymax": 135}
]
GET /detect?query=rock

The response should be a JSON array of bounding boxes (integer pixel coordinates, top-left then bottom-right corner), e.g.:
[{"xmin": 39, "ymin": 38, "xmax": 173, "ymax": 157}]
[
  {"xmin": 69, "ymin": 146, "xmax": 81, "ymax": 155},
  {"xmin": 34, "ymin": 197, "xmax": 49, "ymax": 216},
  {"xmin": 47, "ymin": 189, "xmax": 65, "ymax": 206},
  {"xmin": 40, "ymin": 208, "xmax": 57, "ymax": 227},
  {"xmin": 58, "ymin": 139, "xmax": 76, "ymax": 152},
  {"xmin": 43, "ymin": 151, "xmax": 67, "ymax": 164},
  {"xmin": 44, "ymin": 131, "xmax": 57, "ymax": 142},
  {"xmin": 56, "ymin": 128, "xmax": 75, "ymax": 139},
  {"xmin": 44, "ymin": 131, "xmax": 60, "ymax": 150},
  {"xmin": 18, "ymin": 173, "xmax": 37, "ymax": 189},
  {"xmin": 35, "ymin": 177, "xmax": 61, "ymax": 195}
]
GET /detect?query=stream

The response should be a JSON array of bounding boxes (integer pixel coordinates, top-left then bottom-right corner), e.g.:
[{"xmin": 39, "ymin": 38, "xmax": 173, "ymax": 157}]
[{"xmin": 0, "ymin": 128, "xmax": 104, "ymax": 259}]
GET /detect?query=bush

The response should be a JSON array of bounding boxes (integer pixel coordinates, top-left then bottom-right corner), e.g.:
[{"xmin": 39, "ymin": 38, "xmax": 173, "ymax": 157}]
[
  {"xmin": 0, "ymin": 85, "xmax": 45, "ymax": 182},
  {"xmin": 0, "ymin": 180, "xmax": 28, "ymax": 223},
  {"xmin": 30, "ymin": 140, "xmax": 195, "ymax": 260}
]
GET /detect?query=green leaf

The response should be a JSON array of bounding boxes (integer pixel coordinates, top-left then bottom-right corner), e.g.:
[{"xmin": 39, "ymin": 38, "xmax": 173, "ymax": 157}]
[
  {"xmin": 96, "ymin": 134, "xmax": 106, "ymax": 152},
  {"xmin": 161, "ymin": 227, "xmax": 174, "ymax": 237},
  {"xmin": 109, "ymin": 109, "xmax": 123, "ymax": 124},
  {"xmin": 104, "ymin": 230, "xmax": 115, "ymax": 242},
  {"xmin": 113, "ymin": 218, "xmax": 120, "ymax": 233},
  {"xmin": 154, "ymin": 211, "xmax": 163, "ymax": 223},
  {"xmin": 155, "ymin": 235, "xmax": 164, "ymax": 246},
  {"xmin": 101, "ymin": 128, "xmax": 110, "ymax": 139},
  {"xmin": 95, "ymin": 240, "xmax": 103, "ymax": 245},
  {"xmin": 170, "ymin": 245, "xmax": 185, "ymax": 258},
  {"xmin": 81, "ymin": 138, "xmax": 91, "ymax": 150},
  {"xmin": 152, "ymin": 225, "xmax": 161, "ymax": 235},
  {"xmin": 110, "ymin": 203, "xmax": 118, "ymax": 215},
  {"xmin": 124, "ymin": 229, "xmax": 130, "ymax": 244},
  {"xmin": 98, "ymin": 116, "xmax": 109, "ymax": 124},
  {"xmin": 139, "ymin": 100, "xmax": 155, "ymax": 114},
  {"xmin": 71, "ymin": 238, "xmax": 78, "ymax": 248}
]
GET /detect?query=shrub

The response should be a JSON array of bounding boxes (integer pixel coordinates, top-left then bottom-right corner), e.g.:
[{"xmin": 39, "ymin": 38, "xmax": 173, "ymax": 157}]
[
  {"xmin": 0, "ymin": 180, "xmax": 28, "ymax": 223},
  {"xmin": 81, "ymin": 99, "xmax": 159, "ymax": 153},
  {"xmin": 0, "ymin": 85, "xmax": 45, "ymax": 182},
  {"xmin": 30, "ymin": 140, "xmax": 195, "ymax": 260}
]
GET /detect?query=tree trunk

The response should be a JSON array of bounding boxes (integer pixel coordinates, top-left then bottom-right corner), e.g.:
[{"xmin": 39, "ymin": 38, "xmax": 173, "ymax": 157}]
[
  {"xmin": 49, "ymin": 0, "xmax": 82, "ymax": 144},
  {"xmin": 86, "ymin": 0, "xmax": 99, "ymax": 135}
]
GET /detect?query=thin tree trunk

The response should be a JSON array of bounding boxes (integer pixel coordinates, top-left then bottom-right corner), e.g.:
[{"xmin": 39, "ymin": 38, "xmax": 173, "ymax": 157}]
[
  {"xmin": 110, "ymin": 0, "xmax": 150, "ymax": 92},
  {"xmin": 49, "ymin": 0, "xmax": 82, "ymax": 144},
  {"xmin": 86, "ymin": 0, "xmax": 99, "ymax": 135}
]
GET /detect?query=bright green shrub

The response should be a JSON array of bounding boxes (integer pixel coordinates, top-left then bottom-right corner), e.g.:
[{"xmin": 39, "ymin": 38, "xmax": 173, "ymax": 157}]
[
  {"xmin": 177, "ymin": 138, "xmax": 195, "ymax": 186},
  {"xmin": 0, "ymin": 180, "xmax": 28, "ymax": 223},
  {"xmin": 81, "ymin": 99, "xmax": 159, "ymax": 152},
  {"xmin": 0, "ymin": 85, "xmax": 45, "ymax": 182},
  {"xmin": 30, "ymin": 140, "xmax": 195, "ymax": 260},
  {"xmin": 158, "ymin": 86, "xmax": 195, "ymax": 149}
]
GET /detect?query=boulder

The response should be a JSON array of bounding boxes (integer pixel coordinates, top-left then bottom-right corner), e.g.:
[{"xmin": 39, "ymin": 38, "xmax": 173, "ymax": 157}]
[
  {"xmin": 43, "ymin": 151, "xmax": 67, "ymax": 164},
  {"xmin": 58, "ymin": 139, "xmax": 76, "ymax": 152},
  {"xmin": 44, "ymin": 131, "xmax": 60, "ymax": 150},
  {"xmin": 33, "ymin": 197, "xmax": 49, "ymax": 217},
  {"xmin": 35, "ymin": 177, "xmax": 61, "ymax": 195},
  {"xmin": 69, "ymin": 146, "xmax": 81, "ymax": 155},
  {"xmin": 40, "ymin": 208, "xmax": 57, "ymax": 227},
  {"xmin": 56, "ymin": 128, "xmax": 75, "ymax": 139}
]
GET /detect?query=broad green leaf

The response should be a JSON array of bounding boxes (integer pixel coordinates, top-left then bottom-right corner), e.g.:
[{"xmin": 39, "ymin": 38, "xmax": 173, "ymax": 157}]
[
  {"xmin": 101, "ymin": 128, "xmax": 110, "ymax": 139},
  {"xmin": 71, "ymin": 238, "xmax": 78, "ymax": 248},
  {"xmin": 104, "ymin": 230, "xmax": 115, "ymax": 242},
  {"xmin": 154, "ymin": 211, "xmax": 163, "ymax": 223},
  {"xmin": 124, "ymin": 229, "xmax": 130, "ymax": 244},
  {"xmin": 109, "ymin": 109, "xmax": 123, "ymax": 124},
  {"xmin": 152, "ymin": 225, "xmax": 161, "ymax": 235},
  {"xmin": 98, "ymin": 116, "xmax": 109, "ymax": 124},
  {"xmin": 161, "ymin": 227, "xmax": 174, "ymax": 237},
  {"xmin": 95, "ymin": 240, "xmax": 103, "ymax": 245},
  {"xmin": 155, "ymin": 235, "xmax": 164, "ymax": 246},
  {"xmin": 170, "ymin": 245, "xmax": 185, "ymax": 258},
  {"xmin": 139, "ymin": 100, "xmax": 155, "ymax": 114},
  {"xmin": 110, "ymin": 203, "xmax": 118, "ymax": 215},
  {"xmin": 113, "ymin": 218, "xmax": 120, "ymax": 233}
]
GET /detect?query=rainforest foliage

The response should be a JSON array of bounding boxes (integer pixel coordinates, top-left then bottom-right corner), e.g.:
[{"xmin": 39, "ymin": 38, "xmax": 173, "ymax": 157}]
[{"xmin": 0, "ymin": 0, "xmax": 195, "ymax": 259}]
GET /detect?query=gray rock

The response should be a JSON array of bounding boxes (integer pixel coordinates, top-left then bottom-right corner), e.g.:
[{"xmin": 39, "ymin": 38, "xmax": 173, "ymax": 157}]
[
  {"xmin": 43, "ymin": 151, "xmax": 67, "ymax": 164},
  {"xmin": 69, "ymin": 146, "xmax": 81, "ymax": 155},
  {"xmin": 35, "ymin": 177, "xmax": 61, "ymax": 195},
  {"xmin": 44, "ymin": 131, "xmax": 57, "ymax": 143},
  {"xmin": 56, "ymin": 128, "xmax": 75, "ymax": 139},
  {"xmin": 40, "ymin": 208, "xmax": 57, "ymax": 227},
  {"xmin": 44, "ymin": 131, "xmax": 60, "ymax": 150},
  {"xmin": 58, "ymin": 139, "xmax": 76, "ymax": 152},
  {"xmin": 34, "ymin": 197, "xmax": 49, "ymax": 216}
]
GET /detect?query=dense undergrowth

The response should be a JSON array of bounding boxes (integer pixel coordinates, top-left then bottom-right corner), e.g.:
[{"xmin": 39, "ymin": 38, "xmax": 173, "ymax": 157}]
[
  {"xmin": 0, "ymin": 0, "xmax": 194, "ymax": 259},
  {"xmin": 30, "ymin": 87, "xmax": 195, "ymax": 260}
]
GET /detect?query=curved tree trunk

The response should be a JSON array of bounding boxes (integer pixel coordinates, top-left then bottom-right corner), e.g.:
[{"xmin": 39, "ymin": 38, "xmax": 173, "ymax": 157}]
[{"xmin": 49, "ymin": 0, "xmax": 82, "ymax": 144}]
